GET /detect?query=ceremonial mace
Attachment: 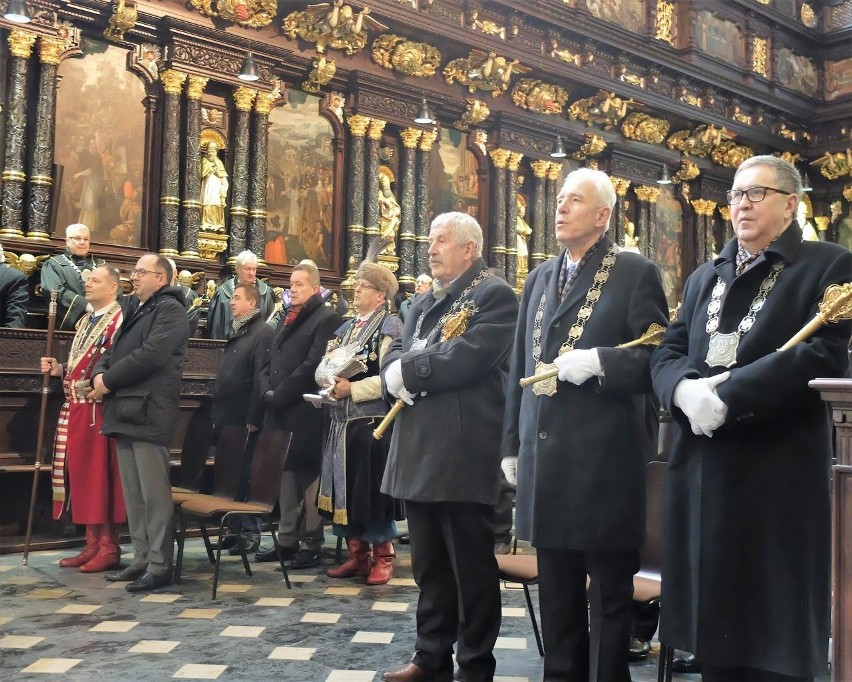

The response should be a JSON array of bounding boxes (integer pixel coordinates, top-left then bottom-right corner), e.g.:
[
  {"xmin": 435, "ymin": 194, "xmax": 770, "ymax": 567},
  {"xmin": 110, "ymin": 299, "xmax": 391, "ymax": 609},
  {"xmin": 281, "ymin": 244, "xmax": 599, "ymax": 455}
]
[
  {"xmin": 22, "ymin": 291, "xmax": 58, "ymax": 565},
  {"xmin": 519, "ymin": 322, "xmax": 667, "ymax": 389},
  {"xmin": 778, "ymin": 282, "xmax": 852, "ymax": 351}
]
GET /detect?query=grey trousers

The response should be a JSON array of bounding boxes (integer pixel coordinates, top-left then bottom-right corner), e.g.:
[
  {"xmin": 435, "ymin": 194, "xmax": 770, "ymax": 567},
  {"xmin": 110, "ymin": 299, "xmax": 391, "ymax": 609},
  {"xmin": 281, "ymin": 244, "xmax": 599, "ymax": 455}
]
[
  {"xmin": 115, "ymin": 437, "xmax": 174, "ymax": 576},
  {"xmin": 277, "ymin": 470, "xmax": 324, "ymax": 551}
]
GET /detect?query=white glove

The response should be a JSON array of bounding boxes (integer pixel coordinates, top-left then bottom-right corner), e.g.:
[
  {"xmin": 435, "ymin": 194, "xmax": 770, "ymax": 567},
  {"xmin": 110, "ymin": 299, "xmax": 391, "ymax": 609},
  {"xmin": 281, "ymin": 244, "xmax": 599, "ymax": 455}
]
[
  {"xmin": 501, "ymin": 456, "xmax": 518, "ymax": 487},
  {"xmin": 384, "ymin": 359, "xmax": 415, "ymax": 405},
  {"xmin": 673, "ymin": 372, "xmax": 730, "ymax": 438},
  {"xmin": 554, "ymin": 349, "xmax": 603, "ymax": 385}
]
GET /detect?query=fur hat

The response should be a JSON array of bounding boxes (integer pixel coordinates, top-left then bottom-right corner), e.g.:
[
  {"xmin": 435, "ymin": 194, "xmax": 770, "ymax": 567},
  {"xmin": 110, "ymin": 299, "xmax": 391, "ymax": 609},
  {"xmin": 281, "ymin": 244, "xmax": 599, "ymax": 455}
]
[{"xmin": 356, "ymin": 262, "xmax": 399, "ymax": 297}]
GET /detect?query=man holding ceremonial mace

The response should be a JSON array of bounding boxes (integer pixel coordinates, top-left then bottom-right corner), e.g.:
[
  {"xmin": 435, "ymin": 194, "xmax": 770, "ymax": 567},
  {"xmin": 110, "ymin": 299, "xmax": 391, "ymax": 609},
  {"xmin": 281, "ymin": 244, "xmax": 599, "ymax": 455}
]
[
  {"xmin": 651, "ymin": 155, "xmax": 852, "ymax": 681},
  {"xmin": 502, "ymin": 167, "xmax": 668, "ymax": 682},
  {"xmin": 380, "ymin": 212, "xmax": 518, "ymax": 682}
]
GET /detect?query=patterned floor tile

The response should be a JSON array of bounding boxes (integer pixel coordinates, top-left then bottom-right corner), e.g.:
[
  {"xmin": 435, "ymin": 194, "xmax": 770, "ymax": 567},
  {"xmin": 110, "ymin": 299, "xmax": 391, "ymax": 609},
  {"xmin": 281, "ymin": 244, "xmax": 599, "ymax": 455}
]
[
  {"xmin": 218, "ymin": 625, "xmax": 265, "ymax": 637},
  {"xmin": 301, "ymin": 612, "xmax": 341, "ymax": 624},
  {"xmin": 495, "ymin": 637, "xmax": 527, "ymax": 649},
  {"xmin": 128, "ymin": 640, "xmax": 181, "ymax": 653},
  {"xmin": 90, "ymin": 620, "xmax": 139, "ymax": 633},
  {"xmin": 28, "ymin": 587, "xmax": 72, "ymax": 599},
  {"xmin": 177, "ymin": 608, "xmax": 221, "ymax": 619},
  {"xmin": 325, "ymin": 671, "xmax": 376, "ymax": 682},
  {"xmin": 55, "ymin": 604, "xmax": 102, "ymax": 614},
  {"xmin": 325, "ymin": 586, "xmax": 361, "ymax": 596},
  {"xmin": 0, "ymin": 635, "xmax": 44, "ymax": 648},
  {"xmin": 172, "ymin": 663, "xmax": 228, "ymax": 679},
  {"xmin": 371, "ymin": 601, "xmax": 409, "ymax": 612},
  {"xmin": 21, "ymin": 658, "xmax": 82, "ymax": 673},
  {"xmin": 268, "ymin": 646, "xmax": 316, "ymax": 660},
  {"xmin": 140, "ymin": 593, "xmax": 183, "ymax": 603},
  {"xmin": 254, "ymin": 597, "xmax": 294, "ymax": 607},
  {"xmin": 502, "ymin": 607, "xmax": 526, "ymax": 617},
  {"xmin": 351, "ymin": 631, "xmax": 394, "ymax": 644}
]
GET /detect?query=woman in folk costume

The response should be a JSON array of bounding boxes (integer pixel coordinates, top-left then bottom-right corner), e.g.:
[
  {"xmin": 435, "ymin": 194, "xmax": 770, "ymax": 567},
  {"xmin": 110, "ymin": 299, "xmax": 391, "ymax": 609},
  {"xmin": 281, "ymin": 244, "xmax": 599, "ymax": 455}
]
[
  {"xmin": 316, "ymin": 261, "xmax": 404, "ymax": 585},
  {"xmin": 41, "ymin": 266, "xmax": 126, "ymax": 572}
]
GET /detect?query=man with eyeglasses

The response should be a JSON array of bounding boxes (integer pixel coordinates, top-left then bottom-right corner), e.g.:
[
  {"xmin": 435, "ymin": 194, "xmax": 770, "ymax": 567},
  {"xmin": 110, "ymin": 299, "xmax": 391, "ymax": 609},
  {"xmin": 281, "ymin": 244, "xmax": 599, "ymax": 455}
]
[
  {"xmin": 651, "ymin": 155, "xmax": 852, "ymax": 682},
  {"xmin": 89, "ymin": 253, "xmax": 190, "ymax": 592},
  {"xmin": 41, "ymin": 223, "xmax": 104, "ymax": 330}
]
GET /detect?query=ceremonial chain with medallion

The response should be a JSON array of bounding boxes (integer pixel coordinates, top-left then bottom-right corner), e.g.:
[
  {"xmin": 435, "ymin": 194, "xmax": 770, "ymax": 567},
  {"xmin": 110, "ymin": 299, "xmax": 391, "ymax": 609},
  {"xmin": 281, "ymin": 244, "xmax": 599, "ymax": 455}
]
[
  {"xmin": 705, "ymin": 259, "xmax": 785, "ymax": 368},
  {"xmin": 531, "ymin": 244, "xmax": 619, "ymax": 396},
  {"xmin": 63, "ymin": 254, "xmax": 96, "ymax": 282},
  {"xmin": 67, "ymin": 303, "xmax": 120, "ymax": 372},
  {"xmin": 410, "ymin": 270, "xmax": 492, "ymax": 351}
]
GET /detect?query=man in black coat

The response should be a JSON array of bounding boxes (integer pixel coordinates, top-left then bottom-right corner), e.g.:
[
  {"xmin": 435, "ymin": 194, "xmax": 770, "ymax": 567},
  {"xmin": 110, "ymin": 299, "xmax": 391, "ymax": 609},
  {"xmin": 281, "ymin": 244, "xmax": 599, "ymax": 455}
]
[
  {"xmin": 206, "ymin": 250, "xmax": 275, "ymax": 339},
  {"xmin": 90, "ymin": 253, "xmax": 190, "ymax": 592},
  {"xmin": 0, "ymin": 242, "xmax": 28, "ymax": 328},
  {"xmin": 651, "ymin": 155, "xmax": 852, "ymax": 681},
  {"xmin": 380, "ymin": 212, "xmax": 519, "ymax": 682},
  {"xmin": 256, "ymin": 262, "xmax": 342, "ymax": 568},
  {"xmin": 502, "ymin": 168, "xmax": 668, "ymax": 682}
]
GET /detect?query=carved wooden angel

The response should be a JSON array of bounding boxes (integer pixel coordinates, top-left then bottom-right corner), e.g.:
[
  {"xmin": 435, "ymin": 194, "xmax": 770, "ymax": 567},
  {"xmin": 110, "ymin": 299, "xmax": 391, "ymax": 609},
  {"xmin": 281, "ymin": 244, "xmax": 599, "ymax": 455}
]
[
  {"xmin": 444, "ymin": 50, "xmax": 530, "ymax": 98},
  {"xmin": 5, "ymin": 252, "xmax": 48, "ymax": 278},
  {"xmin": 283, "ymin": 0, "xmax": 387, "ymax": 55}
]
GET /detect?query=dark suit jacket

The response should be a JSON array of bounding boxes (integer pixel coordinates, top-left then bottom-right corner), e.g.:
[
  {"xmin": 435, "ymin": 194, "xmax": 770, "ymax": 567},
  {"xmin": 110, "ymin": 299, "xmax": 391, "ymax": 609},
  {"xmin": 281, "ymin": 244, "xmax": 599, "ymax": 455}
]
[
  {"xmin": 503, "ymin": 238, "xmax": 669, "ymax": 551},
  {"xmin": 261, "ymin": 293, "xmax": 342, "ymax": 471},
  {"xmin": 0, "ymin": 263, "xmax": 28, "ymax": 328}
]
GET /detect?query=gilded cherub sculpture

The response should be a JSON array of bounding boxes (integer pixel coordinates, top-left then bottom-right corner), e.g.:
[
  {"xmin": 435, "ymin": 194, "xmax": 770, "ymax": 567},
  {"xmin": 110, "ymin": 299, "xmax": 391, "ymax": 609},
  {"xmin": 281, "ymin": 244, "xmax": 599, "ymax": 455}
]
[
  {"xmin": 283, "ymin": 0, "xmax": 387, "ymax": 55},
  {"xmin": 444, "ymin": 50, "xmax": 530, "ymax": 98}
]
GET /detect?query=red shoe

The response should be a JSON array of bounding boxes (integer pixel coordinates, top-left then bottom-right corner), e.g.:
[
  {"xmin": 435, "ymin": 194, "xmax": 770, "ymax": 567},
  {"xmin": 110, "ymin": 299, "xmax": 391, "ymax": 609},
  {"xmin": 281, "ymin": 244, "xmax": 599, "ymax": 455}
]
[
  {"xmin": 366, "ymin": 540, "xmax": 394, "ymax": 585},
  {"xmin": 59, "ymin": 525, "xmax": 98, "ymax": 568},
  {"xmin": 327, "ymin": 537, "xmax": 371, "ymax": 578},
  {"xmin": 79, "ymin": 523, "xmax": 121, "ymax": 573}
]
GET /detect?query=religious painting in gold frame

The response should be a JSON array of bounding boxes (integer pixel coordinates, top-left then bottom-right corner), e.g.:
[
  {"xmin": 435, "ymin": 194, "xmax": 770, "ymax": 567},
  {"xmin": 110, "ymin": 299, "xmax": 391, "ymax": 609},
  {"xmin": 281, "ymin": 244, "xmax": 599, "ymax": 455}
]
[
  {"xmin": 694, "ymin": 11, "xmax": 743, "ymax": 65},
  {"xmin": 265, "ymin": 91, "xmax": 336, "ymax": 268},
  {"xmin": 585, "ymin": 0, "xmax": 645, "ymax": 33},
  {"xmin": 430, "ymin": 128, "xmax": 480, "ymax": 219},
  {"xmin": 654, "ymin": 185, "xmax": 683, "ymax": 307},
  {"xmin": 53, "ymin": 38, "xmax": 147, "ymax": 247}
]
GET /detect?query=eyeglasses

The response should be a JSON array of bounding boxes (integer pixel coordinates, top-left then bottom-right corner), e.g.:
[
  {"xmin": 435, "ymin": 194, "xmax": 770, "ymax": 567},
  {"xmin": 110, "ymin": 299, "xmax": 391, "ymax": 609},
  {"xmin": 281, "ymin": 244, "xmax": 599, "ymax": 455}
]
[
  {"xmin": 131, "ymin": 268, "xmax": 166, "ymax": 278},
  {"xmin": 354, "ymin": 280, "xmax": 379, "ymax": 292},
  {"xmin": 726, "ymin": 185, "xmax": 793, "ymax": 205}
]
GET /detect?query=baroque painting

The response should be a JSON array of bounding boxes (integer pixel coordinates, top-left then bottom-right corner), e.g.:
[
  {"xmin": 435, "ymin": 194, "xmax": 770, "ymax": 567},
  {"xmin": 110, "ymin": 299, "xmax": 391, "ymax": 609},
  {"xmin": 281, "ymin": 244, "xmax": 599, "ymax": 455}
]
[
  {"xmin": 654, "ymin": 185, "xmax": 682, "ymax": 307},
  {"xmin": 825, "ymin": 57, "xmax": 852, "ymax": 101},
  {"xmin": 265, "ymin": 90, "xmax": 335, "ymax": 268},
  {"xmin": 585, "ymin": 0, "xmax": 645, "ymax": 33},
  {"xmin": 429, "ymin": 128, "xmax": 479, "ymax": 219},
  {"xmin": 776, "ymin": 48, "xmax": 818, "ymax": 97},
  {"xmin": 54, "ymin": 39, "xmax": 147, "ymax": 246},
  {"xmin": 695, "ymin": 11, "xmax": 743, "ymax": 65}
]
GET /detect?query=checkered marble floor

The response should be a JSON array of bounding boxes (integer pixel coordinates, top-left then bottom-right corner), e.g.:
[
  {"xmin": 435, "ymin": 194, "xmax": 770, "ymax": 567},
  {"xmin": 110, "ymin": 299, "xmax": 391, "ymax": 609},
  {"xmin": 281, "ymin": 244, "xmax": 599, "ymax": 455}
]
[{"xmin": 0, "ymin": 535, "xmax": 688, "ymax": 681}]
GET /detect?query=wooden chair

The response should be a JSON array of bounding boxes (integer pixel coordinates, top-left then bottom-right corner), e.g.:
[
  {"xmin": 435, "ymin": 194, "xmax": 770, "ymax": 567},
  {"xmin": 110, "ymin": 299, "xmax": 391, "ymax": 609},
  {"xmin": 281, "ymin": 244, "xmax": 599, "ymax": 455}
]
[
  {"xmin": 495, "ymin": 550, "xmax": 544, "ymax": 656},
  {"xmin": 170, "ymin": 402, "xmax": 216, "ymax": 502},
  {"xmin": 174, "ymin": 428, "xmax": 293, "ymax": 598}
]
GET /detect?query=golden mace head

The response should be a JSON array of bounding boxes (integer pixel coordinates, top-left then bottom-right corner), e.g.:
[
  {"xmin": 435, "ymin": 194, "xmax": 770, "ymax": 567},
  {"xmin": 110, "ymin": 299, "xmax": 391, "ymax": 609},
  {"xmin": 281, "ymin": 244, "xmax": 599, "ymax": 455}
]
[{"xmin": 820, "ymin": 283, "xmax": 852, "ymax": 323}]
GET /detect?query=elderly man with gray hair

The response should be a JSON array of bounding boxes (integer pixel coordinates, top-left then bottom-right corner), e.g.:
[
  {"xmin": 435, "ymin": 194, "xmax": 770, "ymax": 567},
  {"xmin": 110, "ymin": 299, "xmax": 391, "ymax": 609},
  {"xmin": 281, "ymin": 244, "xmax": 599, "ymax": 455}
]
[
  {"xmin": 0, "ymin": 241, "xmax": 28, "ymax": 328},
  {"xmin": 206, "ymin": 250, "xmax": 275, "ymax": 339}
]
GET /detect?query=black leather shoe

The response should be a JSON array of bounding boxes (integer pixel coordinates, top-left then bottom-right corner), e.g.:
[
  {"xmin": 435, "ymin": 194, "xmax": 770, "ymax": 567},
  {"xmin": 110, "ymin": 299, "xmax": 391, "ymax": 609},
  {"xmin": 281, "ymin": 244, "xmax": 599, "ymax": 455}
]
[
  {"xmin": 381, "ymin": 662, "xmax": 453, "ymax": 682},
  {"xmin": 287, "ymin": 548, "xmax": 322, "ymax": 569},
  {"xmin": 672, "ymin": 652, "xmax": 700, "ymax": 674},
  {"xmin": 125, "ymin": 571, "xmax": 172, "ymax": 593},
  {"xmin": 397, "ymin": 533, "xmax": 410, "ymax": 545},
  {"xmin": 229, "ymin": 536, "xmax": 259, "ymax": 556},
  {"xmin": 105, "ymin": 565, "xmax": 146, "ymax": 582},
  {"xmin": 212, "ymin": 534, "xmax": 239, "ymax": 551},
  {"xmin": 628, "ymin": 636, "xmax": 651, "ymax": 661},
  {"xmin": 255, "ymin": 544, "xmax": 299, "ymax": 562}
]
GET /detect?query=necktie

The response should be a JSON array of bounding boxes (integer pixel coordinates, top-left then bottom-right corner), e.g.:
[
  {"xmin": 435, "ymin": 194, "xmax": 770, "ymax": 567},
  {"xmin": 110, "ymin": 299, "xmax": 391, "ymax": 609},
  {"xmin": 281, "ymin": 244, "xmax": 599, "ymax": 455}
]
[{"xmin": 560, "ymin": 261, "xmax": 578, "ymax": 302}]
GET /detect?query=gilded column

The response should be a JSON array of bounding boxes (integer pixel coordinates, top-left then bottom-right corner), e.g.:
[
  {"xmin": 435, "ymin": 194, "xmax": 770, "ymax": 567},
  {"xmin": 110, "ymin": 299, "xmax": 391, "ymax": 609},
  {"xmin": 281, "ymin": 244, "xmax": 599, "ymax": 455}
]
[
  {"xmin": 398, "ymin": 128, "xmax": 421, "ymax": 284},
  {"xmin": 158, "ymin": 70, "xmax": 186, "ymax": 256},
  {"xmin": 228, "ymin": 87, "xmax": 256, "ymax": 261},
  {"xmin": 545, "ymin": 162, "xmax": 561, "ymax": 258},
  {"xmin": 415, "ymin": 129, "xmax": 437, "ymax": 275},
  {"xmin": 489, "ymin": 148, "xmax": 510, "ymax": 272},
  {"xmin": 364, "ymin": 118, "xmax": 386, "ymax": 241},
  {"xmin": 248, "ymin": 91, "xmax": 274, "ymax": 262},
  {"xmin": 344, "ymin": 114, "xmax": 370, "ymax": 281},
  {"xmin": 719, "ymin": 205, "xmax": 733, "ymax": 245},
  {"xmin": 691, "ymin": 198, "xmax": 717, "ymax": 263},
  {"xmin": 1, "ymin": 30, "xmax": 37, "ymax": 238},
  {"xmin": 529, "ymin": 160, "xmax": 549, "ymax": 270},
  {"xmin": 634, "ymin": 185, "xmax": 660, "ymax": 260},
  {"xmin": 610, "ymin": 177, "xmax": 631, "ymax": 247},
  {"xmin": 179, "ymin": 76, "xmax": 207, "ymax": 258},
  {"xmin": 505, "ymin": 152, "xmax": 522, "ymax": 287}
]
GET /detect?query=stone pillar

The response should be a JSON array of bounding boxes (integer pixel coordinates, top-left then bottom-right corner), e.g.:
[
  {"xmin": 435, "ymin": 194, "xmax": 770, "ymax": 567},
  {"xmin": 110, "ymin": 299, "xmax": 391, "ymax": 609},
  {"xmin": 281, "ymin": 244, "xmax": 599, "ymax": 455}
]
[
  {"xmin": 344, "ymin": 114, "xmax": 370, "ymax": 282},
  {"xmin": 178, "ymin": 76, "xmax": 207, "ymax": 258},
  {"xmin": 1, "ymin": 30, "xmax": 36, "ymax": 238},
  {"xmin": 415, "ymin": 129, "xmax": 437, "ymax": 275},
  {"xmin": 529, "ymin": 160, "xmax": 549, "ymax": 271},
  {"xmin": 397, "ymin": 128, "xmax": 421, "ymax": 285},
  {"xmin": 158, "ymin": 70, "xmax": 186, "ymax": 256},
  {"xmin": 26, "ymin": 37, "xmax": 63, "ymax": 240},
  {"xmin": 719, "ymin": 205, "xmax": 733, "ymax": 245},
  {"xmin": 544, "ymin": 162, "xmax": 561, "ymax": 259},
  {"xmin": 364, "ymin": 119, "xmax": 385, "ymax": 243},
  {"xmin": 634, "ymin": 185, "xmax": 660, "ymax": 261},
  {"xmin": 228, "ymin": 87, "xmax": 256, "ymax": 261},
  {"xmin": 247, "ymin": 91, "xmax": 274, "ymax": 262},
  {"xmin": 505, "ymin": 152, "xmax": 522, "ymax": 287},
  {"xmin": 489, "ymin": 148, "xmax": 510, "ymax": 272},
  {"xmin": 610, "ymin": 176, "xmax": 631, "ymax": 247},
  {"xmin": 691, "ymin": 199, "xmax": 717, "ymax": 263}
]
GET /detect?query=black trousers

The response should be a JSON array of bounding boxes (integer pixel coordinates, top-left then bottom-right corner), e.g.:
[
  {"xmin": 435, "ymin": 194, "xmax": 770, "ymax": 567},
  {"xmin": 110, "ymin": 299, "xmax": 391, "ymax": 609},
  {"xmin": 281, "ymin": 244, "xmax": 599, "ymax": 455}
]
[
  {"xmin": 406, "ymin": 500, "xmax": 501, "ymax": 682},
  {"xmin": 537, "ymin": 547, "xmax": 639, "ymax": 682},
  {"xmin": 702, "ymin": 666, "xmax": 812, "ymax": 682}
]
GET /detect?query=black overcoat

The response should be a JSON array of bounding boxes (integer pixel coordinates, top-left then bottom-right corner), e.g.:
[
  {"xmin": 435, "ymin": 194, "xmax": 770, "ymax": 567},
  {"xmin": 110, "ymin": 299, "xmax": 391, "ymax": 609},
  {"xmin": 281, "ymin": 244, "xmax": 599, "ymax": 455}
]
[
  {"xmin": 0, "ymin": 263, "xmax": 28, "ymax": 328},
  {"xmin": 503, "ymin": 239, "xmax": 668, "ymax": 550},
  {"xmin": 380, "ymin": 258, "xmax": 519, "ymax": 505},
  {"xmin": 207, "ymin": 276, "xmax": 276, "ymax": 340},
  {"xmin": 40, "ymin": 251, "xmax": 104, "ymax": 330},
  {"xmin": 650, "ymin": 224, "xmax": 852, "ymax": 677},
  {"xmin": 261, "ymin": 293, "xmax": 341, "ymax": 471},
  {"xmin": 94, "ymin": 285, "xmax": 190, "ymax": 446}
]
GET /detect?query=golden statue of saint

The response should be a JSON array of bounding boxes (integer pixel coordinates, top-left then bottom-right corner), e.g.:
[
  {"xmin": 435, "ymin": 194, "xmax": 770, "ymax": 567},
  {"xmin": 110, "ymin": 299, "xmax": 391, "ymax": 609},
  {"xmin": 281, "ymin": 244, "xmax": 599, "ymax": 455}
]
[
  {"xmin": 516, "ymin": 195, "xmax": 532, "ymax": 275},
  {"xmin": 378, "ymin": 168, "xmax": 401, "ymax": 255},
  {"xmin": 200, "ymin": 142, "xmax": 229, "ymax": 232}
]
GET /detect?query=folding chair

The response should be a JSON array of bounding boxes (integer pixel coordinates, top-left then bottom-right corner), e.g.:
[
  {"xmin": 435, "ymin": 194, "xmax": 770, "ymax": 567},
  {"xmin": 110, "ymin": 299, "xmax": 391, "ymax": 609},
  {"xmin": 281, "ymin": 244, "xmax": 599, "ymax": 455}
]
[{"xmin": 496, "ymin": 550, "xmax": 544, "ymax": 656}]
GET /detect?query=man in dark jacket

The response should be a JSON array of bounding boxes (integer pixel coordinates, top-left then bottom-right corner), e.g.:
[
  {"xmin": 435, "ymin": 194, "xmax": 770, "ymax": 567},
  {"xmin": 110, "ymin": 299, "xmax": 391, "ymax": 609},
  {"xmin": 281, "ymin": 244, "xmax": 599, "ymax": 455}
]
[
  {"xmin": 380, "ymin": 212, "xmax": 518, "ymax": 682},
  {"xmin": 502, "ymin": 168, "xmax": 669, "ymax": 682},
  {"xmin": 0, "ymin": 242, "xmax": 28, "ymax": 328},
  {"xmin": 651, "ymin": 155, "xmax": 852, "ymax": 681},
  {"xmin": 206, "ymin": 250, "xmax": 275, "ymax": 339},
  {"xmin": 255, "ymin": 262, "xmax": 341, "ymax": 569},
  {"xmin": 90, "ymin": 253, "xmax": 190, "ymax": 592}
]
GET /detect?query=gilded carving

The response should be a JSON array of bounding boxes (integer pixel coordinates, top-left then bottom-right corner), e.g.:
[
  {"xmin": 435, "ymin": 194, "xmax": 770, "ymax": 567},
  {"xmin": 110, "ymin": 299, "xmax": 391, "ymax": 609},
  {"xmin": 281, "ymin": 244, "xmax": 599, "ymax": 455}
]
[
  {"xmin": 549, "ymin": 38, "xmax": 582, "ymax": 67},
  {"xmin": 610, "ymin": 177, "xmax": 631, "ymax": 196},
  {"xmin": 490, "ymin": 148, "xmax": 511, "ymax": 169},
  {"xmin": 190, "ymin": 0, "xmax": 276, "ymax": 28},
  {"xmin": 811, "ymin": 150, "xmax": 852, "ymax": 181},
  {"xmin": 368, "ymin": 118, "xmax": 387, "ymax": 140},
  {"xmin": 38, "ymin": 37, "xmax": 64, "ymax": 65},
  {"xmin": 843, "ymin": 185, "xmax": 852, "ymax": 203},
  {"xmin": 667, "ymin": 124, "xmax": 734, "ymax": 158},
  {"xmin": 752, "ymin": 36, "xmax": 768, "ymax": 77},
  {"xmin": 138, "ymin": 43, "xmax": 162, "ymax": 79},
  {"xmin": 568, "ymin": 90, "xmax": 636, "ymax": 130},
  {"xmin": 466, "ymin": 9, "xmax": 506, "ymax": 39},
  {"xmin": 303, "ymin": 54, "xmax": 337, "ymax": 93},
  {"xmin": 347, "ymin": 113, "xmax": 371, "ymax": 137},
  {"xmin": 655, "ymin": 0, "xmax": 675, "ymax": 46},
  {"xmin": 444, "ymin": 50, "xmax": 529, "ymax": 98},
  {"xmin": 186, "ymin": 76, "xmax": 209, "ymax": 101},
  {"xmin": 776, "ymin": 123, "xmax": 811, "ymax": 144},
  {"xmin": 418, "ymin": 129, "xmax": 438, "ymax": 151},
  {"xmin": 635, "ymin": 186, "xmax": 660, "ymax": 204},
  {"xmin": 400, "ymin": 128, "xmax": 422, "ymax": 148},
  {"xmin": 189, "ymin": 0, "xmax": 215, "ymax": 14},
  {"xmin": 546, "ymin": 162, "xmax": 562, "ymax": 180},
  {"xmin": 814, "ymin": 216, "xmax": 829, "ymax": 233},
  {"xmin": 710, "ymin": 141, "xmax": 753, "ymax": 169},
  {"xmin": 571, "ymin": 133, "xmax": 607, "ymax": 160},
  {"xmin": 672, "ymin": 158, "xmax": 700, "ymax": 184},
  {"xmin": 104, "ymin": 0, "xmax": 137, "ymax": 42},
  {"xmin": 800, "ymin": 3, "xmax": 817, "ymax": 29},
  {"xmin": 283, "ymin": 1, "xmax": 387, "ymax": 55},
  {"xmin": 691, "ymin": 199, "xmax": 717, "ymax": 217},
  {"xmin": 8, "ymin": 30, "xmax": 37, "ymax": 59},
  {"xmin": 325, "ymin": 91, "xmax": 346, "ymax": 121},
  {"xmin": 453, "ymin": 99, "xmax": 490, "ymax": 131},
  {"xmin": 511, "ymin": 79, "xmax": 569, "ymax": 115},
  {"xmin": 621, "ymin": 112, "xmax": 670, "ymax": 145},
  {"xmin": 254, "ymin": 88, "xmax": 279, "ymax": 115},
  {"xmin": 233, "ymin": 87, "xmax": 257, "ymax": 112},
  {"xmin": 3, "ymin": 252, "xmax": 48, "ymax": 276},
  {"xmin": 778, "ymin": 152, "xmax": 803, "ymax": 165},
  {"xmin": 531, "ymin": 160, "xmax": 550, "ymax": 179},
  {"xmin": 719, "ymin": 206, "xmax": 731, "ymax": 222},
  {"xmin": 507, "ymin": 152, "xmax": 524, "ymax": 172},
  {"xmin": 371, "ymin": 34, "xmax": 442, "ymax": 78},
  {"xmin": 161, "ymin": 69, "xmax": 187, "ymax": 95}
]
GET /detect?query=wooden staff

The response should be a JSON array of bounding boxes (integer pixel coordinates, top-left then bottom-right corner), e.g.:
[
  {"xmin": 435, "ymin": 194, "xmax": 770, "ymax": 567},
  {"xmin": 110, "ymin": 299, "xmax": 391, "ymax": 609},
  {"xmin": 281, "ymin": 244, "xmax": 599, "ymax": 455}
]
[
  {"xmin": 22, "ymin": 291, "xmax": 58, "ymax": 565},
  {"xmin": 519, "ymin": 322, "xmax": 667, "ymax": 388},
  {"xmin": 778, "ymin": 282, "xmax": 852, "ymax": 351}
]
